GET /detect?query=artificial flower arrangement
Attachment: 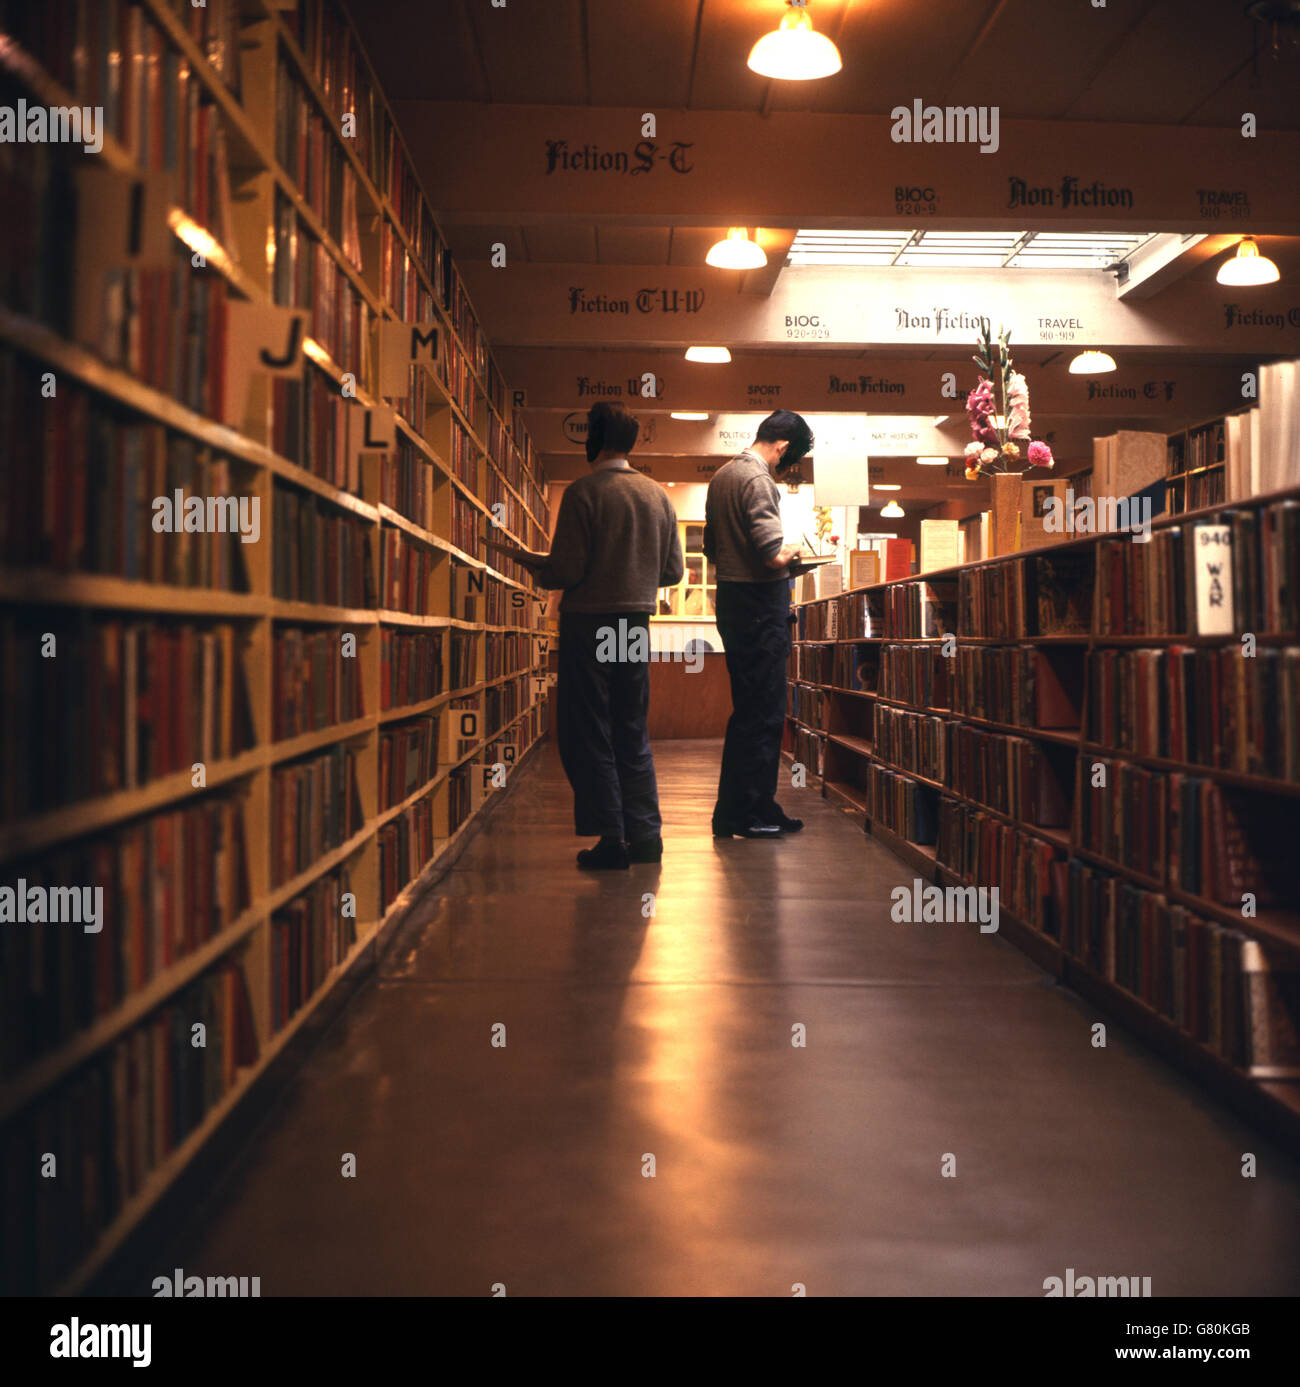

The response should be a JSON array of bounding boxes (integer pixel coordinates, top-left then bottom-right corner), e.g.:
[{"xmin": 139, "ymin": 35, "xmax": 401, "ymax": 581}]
[{"xmin": 963, "ymin": 319, "xmax": 1055, "ymax": 480}]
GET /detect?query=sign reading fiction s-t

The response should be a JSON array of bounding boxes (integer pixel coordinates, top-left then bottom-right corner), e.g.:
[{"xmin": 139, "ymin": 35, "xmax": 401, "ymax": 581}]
[{"xmin": 545, "ymin": 139, "xmax": 694, "ymax": 175}]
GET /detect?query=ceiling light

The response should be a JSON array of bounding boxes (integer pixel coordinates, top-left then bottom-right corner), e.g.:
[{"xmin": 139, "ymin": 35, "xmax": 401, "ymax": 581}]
[
  {"xmin": 916, "ymin": 456, "xmax": 948, "ymax": 466},
  {"xmin": 748, "ymin": 1, "xmax": 842, "ymax": 81},
  {"xmin": 880, "ymin": 500, "xmax": 905, "ymax": 518},
  {"xmin": 1068, "ymin": 351, "xmax": 1117, "ymax": 375},
  {"xmin": 706, "ymin": 228, "xmax": 767, "ymax": 270},
  {"xmin": 1216, "ymin": 236, "xmax": 1279, "ymax": 286},
  {"xmin": 670, "ymin": 412, "xmax": 710, "ymax": 421},
  {"xmin": 685, "ymin": 346, "xmax": 731, "ymax": 363},
  {"xmin": 872, "ymin": 484, "xmax": 901, "ymax": 491}
]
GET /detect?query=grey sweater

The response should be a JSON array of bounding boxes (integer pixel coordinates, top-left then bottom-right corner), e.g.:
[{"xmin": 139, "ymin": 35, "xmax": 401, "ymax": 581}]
[
  {"xmin": 703, "ymin": 450, "xmax": 789, "ymax": 583},
  {"xmin": 534, "ymin": 466, "xmax": 685, "ymax": 612}
]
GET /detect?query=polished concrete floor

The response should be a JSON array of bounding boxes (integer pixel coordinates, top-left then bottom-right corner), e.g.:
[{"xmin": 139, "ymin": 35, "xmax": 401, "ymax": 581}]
[{"xmin": 156, "ymin": 741, "xmax": 1300, "ymax": 1296}]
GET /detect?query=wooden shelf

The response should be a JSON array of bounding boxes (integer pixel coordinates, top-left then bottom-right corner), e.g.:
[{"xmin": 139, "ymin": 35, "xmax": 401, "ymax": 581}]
[
  {"xmin": 0, "ymin": 4, "xmax": 555, "ymax": 1298},
  {"xmin": 1078, "ymin": 744, "xmax": 1300, "ymax": 798}
]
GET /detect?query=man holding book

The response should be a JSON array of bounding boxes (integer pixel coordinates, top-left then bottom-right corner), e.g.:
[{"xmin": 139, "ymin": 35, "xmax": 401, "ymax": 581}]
[
  {"xmin": 704, "ymin": 410, "xmax": 813, "ymax": 839},
  {"xmin": 488, "ymin": 401, "xmax": 684, "ymax": 870}
]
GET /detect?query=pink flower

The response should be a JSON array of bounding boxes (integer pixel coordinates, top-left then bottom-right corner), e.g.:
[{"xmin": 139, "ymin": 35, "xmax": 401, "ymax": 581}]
[
  {"xmin": 964, "ymin": 441, "xmax": 984, "ymax": 459},
  {"xmin": 1007, "ymin": 372, "xmax": 1031, "ymax": 438},
  {"xmin": 1028, "ymin": 441, "xmax": 1054, "ymax": 468},
  {"xmin": 979, "ymin": 447, "xmax": 999, "ymax": 465}
]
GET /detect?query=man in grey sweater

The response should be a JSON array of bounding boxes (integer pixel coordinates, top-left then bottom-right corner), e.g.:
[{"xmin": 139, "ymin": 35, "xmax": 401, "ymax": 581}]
[
  {"xmin": 704, "ymin": 410, "xmax": 812, "ymax": 838},
  {"xmin": 489, "ymin": 401, "xmax": 683, "ymax": 870}
]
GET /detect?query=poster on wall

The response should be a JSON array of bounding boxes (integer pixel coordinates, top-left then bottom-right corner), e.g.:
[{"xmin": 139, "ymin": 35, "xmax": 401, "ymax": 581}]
[{"xmin": 808, "ymin": 415, "xmax": 871, "ymax": 505}]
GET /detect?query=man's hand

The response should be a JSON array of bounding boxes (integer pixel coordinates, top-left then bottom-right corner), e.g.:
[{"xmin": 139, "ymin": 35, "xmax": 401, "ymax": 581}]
[
  {"xmin": 768, "ymin": 543, "xmax": 804, "ymax": 570},
  {"xmin": 485, "ymin": 535, "xmax": 546, "ymax": 569}
]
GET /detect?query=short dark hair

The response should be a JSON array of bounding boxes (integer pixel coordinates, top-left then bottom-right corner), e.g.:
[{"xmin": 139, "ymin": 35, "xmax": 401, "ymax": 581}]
[
  {"xmin": 755, "ymin": 409, "xmax": 813, "ymax": 453},
  {"xmin": 588, "ymin": 400, "xmax": 639, "ymax": 454}
]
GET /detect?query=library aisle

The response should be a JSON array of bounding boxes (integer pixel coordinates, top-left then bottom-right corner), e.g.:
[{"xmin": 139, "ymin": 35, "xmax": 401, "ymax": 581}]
[{"xmin": 154, "ymin": 743, "xmax": 1300, "ymax": 1297}]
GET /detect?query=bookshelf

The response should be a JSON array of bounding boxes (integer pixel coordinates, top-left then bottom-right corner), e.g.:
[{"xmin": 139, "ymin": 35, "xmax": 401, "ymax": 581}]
[
  {"xmin": 1165, "ymin": 414, "xmax": 1229, "ymax": 516},
  {"xmin": 784, "ymin": 485, "xmax": 1300, "ymax": 1150},
  {"xmin": 0, "ymin": 0, "xmax": 554, "ymax": 1294}
]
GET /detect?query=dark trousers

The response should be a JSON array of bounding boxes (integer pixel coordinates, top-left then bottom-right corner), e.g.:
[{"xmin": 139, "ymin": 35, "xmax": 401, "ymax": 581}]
[
  {"xmin": 714, "ymin": 579, "xmax": 792, "ymax": 828},
  {"xmin": 557, "ymin": 612, "xmax": 661, "ymax": 842}
]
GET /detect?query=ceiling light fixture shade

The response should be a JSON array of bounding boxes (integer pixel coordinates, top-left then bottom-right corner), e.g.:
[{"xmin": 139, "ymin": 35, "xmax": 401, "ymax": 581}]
[
  {"xmin": 916, "ymin": 456, "xmax": 949, "ymax": 466},
  {"xmin": 1216, "ymin": 236, "xmax": 1280, "ymax": 286},
  {"xmin": 706, "ymin": 228, "xmax": 767, "ymax": 270},
  {"xmin": 685, "ymin": 346, "xmax": 731, "ymax": 363},
  {"xmin": 880, "ymin": 500, "xmax": 905, "ymax": 518},
  {"xmin": 670, "ymin": 412, "xmax": 710, "ymax": 420},
  {"xmin": 1068, "ymin": 350, "xmax": 1118, "ymax": 375},
  {"xmin": 747, "ymin": 1, "xmax": 842, "ymax": 81}
]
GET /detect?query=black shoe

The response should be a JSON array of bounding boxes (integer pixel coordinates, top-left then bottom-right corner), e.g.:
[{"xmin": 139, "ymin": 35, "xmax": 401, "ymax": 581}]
[
  {"xmin": 627, "ymin": 835, "xmax": 663, "ymax": 863},
  {"xmin": 775, "ymin": 814, "xmax": 803, "ymax": 833},
  {"xmin": 577, "ymin": 837, "xmax": 630, "ymax": 870},
  {"xmin": 713, "ymin": 818, "xmax": 784, "ymax": 839}
]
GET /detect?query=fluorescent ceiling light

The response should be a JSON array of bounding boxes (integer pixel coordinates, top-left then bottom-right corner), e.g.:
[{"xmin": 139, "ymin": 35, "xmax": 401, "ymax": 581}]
[
  {"xmin": 1216, "ymin": 236, "xmax": 1279, "ymax": 286},
  {"xmin": 1068, "ymin": 351, "xmax": 1117, "ymax": 375},
  {"xmin": 916, "ymin": 457, "xmax": 948, "ymax": 466},
  {"xmin": 748, "ymin": 1, "xmax": 842, "ymax": 81},
  {"xmin": 670, "ymin": 412, "xmax": 710, "ymax": 421},
  {"xmin": 706, "ymin": 229, "xmax": 767, "ymax": 270},
  {"xmin": 685, "ymin": 346, "xmax": 731, "ymax": 363},
  {"xmin": 872, "ymin": 484, "xmax": 902, "ymax": 491},
  {"xmin": 787, "ymin": 228, "xmax": 1157, "ymax": 270}
]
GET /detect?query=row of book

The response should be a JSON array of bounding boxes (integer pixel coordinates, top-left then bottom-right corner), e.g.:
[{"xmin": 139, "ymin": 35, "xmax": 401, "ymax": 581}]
[
  {"xmin": 952, "ymin": 644, "xmax": 1079, "ymax": 729},
  {"xmin": 274, "ymin": 58, "xmax": 363, "ymax": 272},
  {"xmin": 1167, "ymin": 420, "xmax": 1226, "ymax": 477},
  {"xmin": 441, "ymin": 329, "xmax": 477, "ymax": 417},
  {"xmin": 281, "ymin": 0, "xmax": 382, "ymax": 189},
  {"xmin": 1064, "ymin": 859, "xmax": 1298, "ymax": 1075},
  {"xmin": 1077, "ymin": 757, "xmax": 1167, "ymax": 880},
  {"xmin": 791, "ymin": 726, "xmax": 826, "ymax": 780},
  {"xmin": 1086, "ymin": 645, "xmax": 1300, "ymax": 781},
  {"xmin": 0, "ymin": 349, "xmax": 251, "ymax": 588},
  {"xmin": 946, "ymin": 722, "xmax": 1071, "ymax": 827},
  {"xmin": 448, "ymin": 631, "xmax": 478, "ymax": 690},
  {"xmin": 0, "ymin": 0, "xmax": 240, "ymax": 246},
  {"xmin": 95, "ymin": 244, "xmax": 229, "ymax": 423},
  {"xmin": 452, "ymin": 493, "xmax": 481, "ymax": 558},
  {"xmin": 0, "ymin": 615, "xmax": 255, "ymax": 822},
  {"xmin": 451, "ymin": 417, "xmax": 478, "ymax": 489},
  {"xmin": 271, "ymin": 190, "xmax": 370, "ymax": 381},
  {"xmin": 272, "ymin": 485, "xmax": 375, "ymax": 609},
  {"xmin": 446, "ymin": 763, "xmax": 473, "ymax": 838},
  {"xmin": 872, "ymin": 703, "xmax": 946, "ymax": 784},
  {"xmin": 485, "ymin": 633, "xmax": 536, "ymax": 683},
  {"xmin": 0, "ymin": 790, "xmax": 249, "ymax": 1078},
  {"xmin": 380, "ymin": 628, "xmax": 442, "ymax": 710},
  {"xmin": 379, "ymin": 432, "xmax": 437, "ymax": 535},
  {"xmin": 272, "ymin": 625, "xmax": 365, "ymax": 740},
  {"xmin": 936, "ymin": 796, "xmax": 1065, "ymax": 937},
  {"xmin": 379, "ymin": 714, "xmax": 438, "ymax": 811},
  {"xmin": 484, "ymin": 674, "xmax": 531, "ymax": 738},
  {"xmin": 164, "ymin": 0, "xmax": 243, "ymax": 94},
  {"xmin": 878, "ymin": 643, "xmax": 951, "ymax": 712},
  {"xmin": 1170, "ymin": 467, "xmax": 1227, "ymax": 514},
  {"xmin": 270, "ymin": 862, "xmax": 358, "ymax": 1034},
  {"xmin": 1169, "ymin": 773, "xmax": 1288, "ymax": 908},
  {"xmin": 378, "ymin": 791, "xmax": 435, "ymax": 911},
  {"xmin": 270, "ymin": 743, "xmax": 363, "ymax": 887},
  {"xmin": 380, "ymin": 216, "xmax": 437, "ymax": 325},
  {"xmin": 1094, "ymin": 504, "xmax": 1299, "ymax": 636},
  {"xmin": 271, "ymin": 360, "xmax": 365, "ymax": 497},
  {"xmin": 865, "ymin": 763, "xmax": 937, "ymax": 844},
  {"xmin": 377, "ymin": 529, "xmax": 438, "ymax": 615},
  {"xmin": 0, "ymin": 954, "xmax": 258, "ymax": 1295},
  {"xmin": 486, "ymin": 468, "xmax": 546, "ymax": 551},
  {"xmin": 787, "ymin": 683, "xmax": 825, "ymax": 730}
]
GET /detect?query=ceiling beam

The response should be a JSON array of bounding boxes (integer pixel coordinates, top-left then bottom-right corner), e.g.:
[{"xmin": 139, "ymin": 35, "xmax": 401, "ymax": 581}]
[{"xmin": 1115, "ymin": 232, "xmax": 1218, "ymax": 299}]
